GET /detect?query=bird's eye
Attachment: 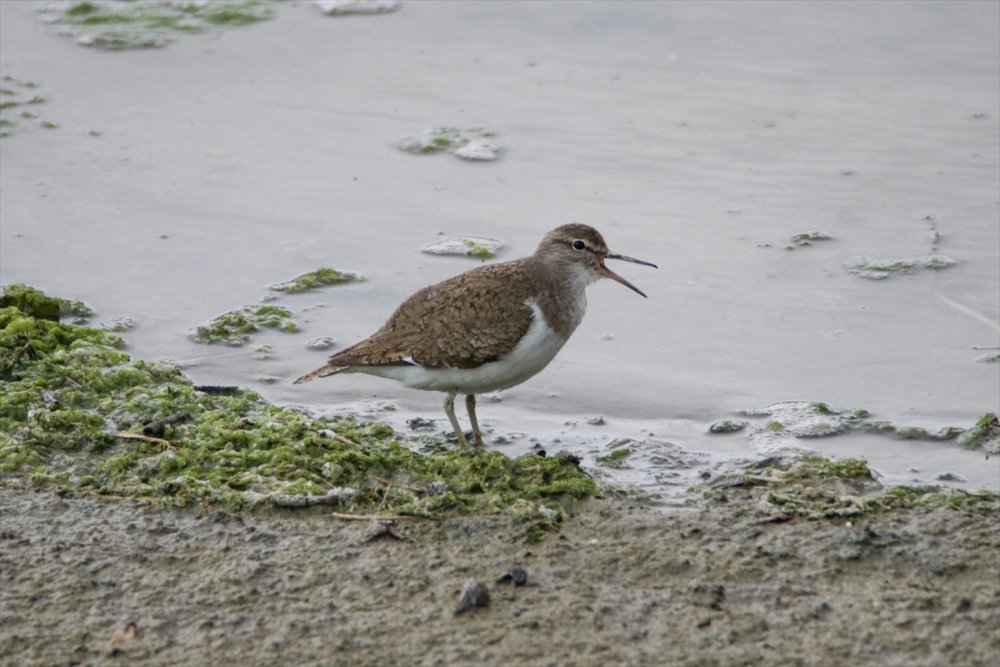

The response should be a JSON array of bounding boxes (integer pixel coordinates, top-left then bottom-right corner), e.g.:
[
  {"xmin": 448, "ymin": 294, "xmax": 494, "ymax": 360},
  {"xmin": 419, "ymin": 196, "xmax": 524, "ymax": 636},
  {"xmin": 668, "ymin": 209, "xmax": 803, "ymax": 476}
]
[{"xmin": 571, "ymin": 239, "xmax": 587, "ymax": 251}]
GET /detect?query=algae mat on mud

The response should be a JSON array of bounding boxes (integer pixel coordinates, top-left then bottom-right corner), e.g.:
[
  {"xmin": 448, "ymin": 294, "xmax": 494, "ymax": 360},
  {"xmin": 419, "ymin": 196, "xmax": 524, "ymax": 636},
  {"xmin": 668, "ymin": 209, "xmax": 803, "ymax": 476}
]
[
  {"xmin": 0, "ymin": 285, "xmax": 596, "ymax": 538},
  {"xmin": 700, "ymin": 455, "xmax": 999, "ymax": 520}
]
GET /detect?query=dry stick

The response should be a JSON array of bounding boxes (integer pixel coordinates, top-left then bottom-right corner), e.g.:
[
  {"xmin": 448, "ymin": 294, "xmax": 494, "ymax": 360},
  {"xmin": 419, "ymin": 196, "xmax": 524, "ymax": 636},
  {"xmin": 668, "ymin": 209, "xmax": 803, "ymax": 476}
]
[
  {"xmin": 330, "ymin": 512, "xmax": 416, "ymax": 521},
  {"xmin": 328, "ymin": 433, "xmax": 361, "ymax": 447},
  {"xmin": 375, "ymin": 477, "xmax": 426, "ymax": 495},
  {"xmin": 376, "ymin": 481, "xmax": 392, "ymax": 511},
  {"xmin": 116, "ymin": 431, "xmax": 174, "ymax": 448}
]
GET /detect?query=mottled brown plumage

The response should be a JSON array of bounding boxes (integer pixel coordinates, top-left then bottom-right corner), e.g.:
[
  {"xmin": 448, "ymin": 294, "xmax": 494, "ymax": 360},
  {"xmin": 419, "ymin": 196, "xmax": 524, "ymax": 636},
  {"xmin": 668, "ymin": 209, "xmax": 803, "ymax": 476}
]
[
  {"xmin": 295, "ymin": 224, "xmax": 656, "ymax": 448},
  {"xmin": 329, "ymin": 260, "xmax": 538, "ymax": 369}
]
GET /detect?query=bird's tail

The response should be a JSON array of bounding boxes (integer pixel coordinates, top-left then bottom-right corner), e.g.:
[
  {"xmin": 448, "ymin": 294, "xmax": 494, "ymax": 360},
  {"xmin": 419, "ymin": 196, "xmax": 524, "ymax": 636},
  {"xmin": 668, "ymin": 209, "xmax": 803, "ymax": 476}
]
[{"xmin": 293, "ymin": 365, "xmax": 349, "ymax": 385}]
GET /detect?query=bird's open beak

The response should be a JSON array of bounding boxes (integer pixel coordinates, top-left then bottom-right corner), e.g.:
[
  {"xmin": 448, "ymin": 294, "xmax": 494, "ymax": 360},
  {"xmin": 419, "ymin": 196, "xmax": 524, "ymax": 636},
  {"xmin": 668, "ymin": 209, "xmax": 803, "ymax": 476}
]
[{"xmin": 601, "ymin": 253, "xmax": 658, "ymax": 298}]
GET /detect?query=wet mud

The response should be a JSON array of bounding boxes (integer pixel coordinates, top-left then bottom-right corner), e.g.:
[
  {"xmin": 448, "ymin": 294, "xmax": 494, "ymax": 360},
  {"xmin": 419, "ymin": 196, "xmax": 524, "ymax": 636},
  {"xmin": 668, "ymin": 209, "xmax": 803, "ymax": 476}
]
[{"xmin": 2, "ymin": 486, "xmax": 998, "ymax": 667}]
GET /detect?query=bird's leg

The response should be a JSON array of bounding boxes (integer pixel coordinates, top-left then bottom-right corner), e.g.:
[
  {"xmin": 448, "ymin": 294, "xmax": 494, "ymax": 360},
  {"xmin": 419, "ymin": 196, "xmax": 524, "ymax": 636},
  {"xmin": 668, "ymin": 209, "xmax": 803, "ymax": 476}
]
[
  {"xmin": 444, "ymin": 391, "xmax": 470, "ymax": 449},
  {"xmin": 465, "ymin": 394, "xmax": 485, "ymax": 448}
]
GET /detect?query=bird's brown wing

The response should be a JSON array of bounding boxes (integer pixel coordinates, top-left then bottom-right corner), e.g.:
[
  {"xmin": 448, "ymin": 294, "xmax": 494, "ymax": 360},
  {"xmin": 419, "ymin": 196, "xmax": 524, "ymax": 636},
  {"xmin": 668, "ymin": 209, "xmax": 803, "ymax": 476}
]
[{"xmin": 320, "ymin": 260, "xmax": 537, "ymax": 371}]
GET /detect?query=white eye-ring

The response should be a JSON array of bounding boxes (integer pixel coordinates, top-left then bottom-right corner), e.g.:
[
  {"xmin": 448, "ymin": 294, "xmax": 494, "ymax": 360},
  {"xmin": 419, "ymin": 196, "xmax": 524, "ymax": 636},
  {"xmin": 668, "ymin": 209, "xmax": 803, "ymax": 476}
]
[{"xmin": 571, "ymin": 239, "xmax": 587, "ymax": 251}]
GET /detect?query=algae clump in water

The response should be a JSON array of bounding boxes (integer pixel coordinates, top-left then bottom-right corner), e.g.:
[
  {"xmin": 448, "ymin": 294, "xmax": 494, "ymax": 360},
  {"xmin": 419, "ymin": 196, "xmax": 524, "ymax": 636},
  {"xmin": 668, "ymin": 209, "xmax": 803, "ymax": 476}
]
[
  {"xmin": 460, "ymin": 239, "xmax": 496, "ymax": 261},
  {"xmin": 1, "ymin": 283, "xmax": 93, "ymax": 322},
  {"xmin": 40, "ymin": 0, "xmax": 275, "ymax": 51},
  {"xmin": 192, "ymin": 304, "xmax": 299, "ymax": 345},
  {"xmin": 268, "ymin": 267, "xmax": 365, "ymax": 294},
  {"xmin": 396, "ymin": 126, "xmax": 502, "ymax": 161},
  {"xmin": 597, "ymin": 447, "xmax": 632, "ymax": 467},
  {"xmin": 0, "ymin": 76, "xmax": 58, "ymax": 138},
  {"xmin": 959, "ymin": 412, "xmax": 1000, "ymax": 453}
]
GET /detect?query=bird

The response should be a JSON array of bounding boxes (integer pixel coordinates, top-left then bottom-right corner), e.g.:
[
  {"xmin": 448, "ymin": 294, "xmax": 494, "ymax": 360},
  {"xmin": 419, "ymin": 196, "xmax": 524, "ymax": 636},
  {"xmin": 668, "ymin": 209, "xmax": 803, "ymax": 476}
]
[{"xmin": 294, "ymin": 223, "xmax": 656, "ymax": 449}]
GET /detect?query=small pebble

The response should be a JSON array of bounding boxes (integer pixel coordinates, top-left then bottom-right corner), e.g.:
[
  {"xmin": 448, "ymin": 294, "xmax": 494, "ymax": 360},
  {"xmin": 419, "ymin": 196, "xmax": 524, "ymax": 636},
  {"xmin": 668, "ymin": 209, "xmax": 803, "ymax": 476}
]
[
  {"xmin": 454, "ymin": 140, "xmax": 502, "ymax": 161},
  {"xmin": 426, "ymin": 480, "xmax": 449, "ymax": 496},
  {"xmin": 100, "ymin": 316, "xmax": 136, "ymax": 333},
  {"xmin": 307, "ymin": 337, "xmax": 336, "ymax": 350},
  {"xmin": 496, "ymin": 567, "xmax": 528, "ymax": 587},
  {"xmin": 455, "ymin": 579, "xmax": 490, "ymax": 615},
  {"xmin": 407, "ymin": 417, "xmax": 436, "ymax": 431},
  {"xmin": 315, "ymin": 0, "xmax": 399, "ymax": 15},
  {"xmin": 107, "ymin": 621, "xmax": 137, "ymax": 656},
  {"xmin": 709, "ymin": 420, "xmax": 747, "ymax": 434}
]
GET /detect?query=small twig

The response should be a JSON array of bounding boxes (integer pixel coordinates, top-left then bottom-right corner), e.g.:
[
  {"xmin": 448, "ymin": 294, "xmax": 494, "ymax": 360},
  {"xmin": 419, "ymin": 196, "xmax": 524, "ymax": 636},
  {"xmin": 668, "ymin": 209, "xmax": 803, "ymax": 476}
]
[
  {"xmin": 376, "ymin": 481, "xmax": 392, "ymax": 511},
  {"xmin": 271, "ymin": 490, "xmax": 354, "ymax": 507},
  {"xmin": 116, "ymin": 431, "xmax": 174, "ymax": 448},
  {"xmin": 330, "ymin": 511, "xmax": 416, "ymax": 521},
  {"xmin": 375, "ymin": 477, "xmax": 426, "ymax": 495},
  {"xmin": 328, "ymin": 433, "xmax": 361, "ymax": 447},
  {"xmin": 194, "ymin": 385, "xmax": 240, "ymax": 396}
]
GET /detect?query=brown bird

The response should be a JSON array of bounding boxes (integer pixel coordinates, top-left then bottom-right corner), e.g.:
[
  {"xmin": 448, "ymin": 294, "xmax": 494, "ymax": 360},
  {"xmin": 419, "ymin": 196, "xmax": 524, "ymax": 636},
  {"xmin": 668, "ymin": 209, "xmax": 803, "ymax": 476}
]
[{"xmin": 294, "ymin": 224, "xmax": 656, "ymax": 448}]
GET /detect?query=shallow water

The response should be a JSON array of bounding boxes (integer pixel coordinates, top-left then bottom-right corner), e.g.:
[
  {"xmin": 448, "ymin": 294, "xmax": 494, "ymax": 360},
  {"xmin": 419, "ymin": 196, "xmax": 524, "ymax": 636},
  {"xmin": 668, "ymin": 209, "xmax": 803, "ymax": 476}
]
[{"xmin": 2, "ymin": 0, "xmax": 998, "ymax": 495}]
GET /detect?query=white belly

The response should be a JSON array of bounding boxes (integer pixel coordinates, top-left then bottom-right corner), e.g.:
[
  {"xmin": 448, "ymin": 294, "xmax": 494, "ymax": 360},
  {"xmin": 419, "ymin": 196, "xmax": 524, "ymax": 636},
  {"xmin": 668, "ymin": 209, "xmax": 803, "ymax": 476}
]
[{"xmin": 354, "ymin": 303, "xmax": 570, "ymax": 394}]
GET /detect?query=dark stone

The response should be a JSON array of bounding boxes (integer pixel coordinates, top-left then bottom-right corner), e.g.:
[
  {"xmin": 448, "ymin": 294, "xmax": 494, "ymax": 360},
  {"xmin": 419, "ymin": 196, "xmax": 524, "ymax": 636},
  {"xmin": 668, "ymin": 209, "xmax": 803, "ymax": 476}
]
[
  {"xmin": 455, "ymin": 580, "xmax": 490, "ymax": 615},
  {"xmin": 497, "ymin": 567, "xmax": 528, "ymax": 587}
]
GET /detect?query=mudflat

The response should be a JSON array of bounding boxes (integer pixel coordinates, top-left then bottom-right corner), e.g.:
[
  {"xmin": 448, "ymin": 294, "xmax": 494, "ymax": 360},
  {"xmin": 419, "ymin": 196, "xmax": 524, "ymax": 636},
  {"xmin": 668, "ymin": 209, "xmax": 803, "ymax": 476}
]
[{"xmin": 2, "ymin": 486, "xmax": 997, "ymax": 667}]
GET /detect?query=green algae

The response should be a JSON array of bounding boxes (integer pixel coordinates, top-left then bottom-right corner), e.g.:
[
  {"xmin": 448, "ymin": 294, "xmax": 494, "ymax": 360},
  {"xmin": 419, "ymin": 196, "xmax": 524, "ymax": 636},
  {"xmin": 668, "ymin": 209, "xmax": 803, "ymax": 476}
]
[
  {"xmin": 460, "ymin": 239, "xmax": 496, "ymax": 261},
  {"xmin": 597, "ymin": 447, "xmax": 632, "ymax": 467},
  {"xmin": 396, "ymin": 126, "xmax": 502, "ymax": 161},
  {"xmin": 702, "ymin": 456, "xmax": 999, "ymax": 520},
  {"xmin": 0, "ymin": 77, "xmax": 58, "ymax": 138},
  {"xmin": 1, "ymin": 289, "xmax": 597, "ymax": 539},
  {"xmin": 784, "ymin": 456, "xmax": 873, "ymax": 480},
  {"xmin": 192, "ymin": 304, "xmax": 298, "ymax": 345},
  {"xmin": 765, "ymin": 482, "xmax": 999, "ymax": 519},
  {"xmin": 959, "ymin": 412, "xmax": 999, "ymax": 453},
  {"xmin": 397, "ymin": 127, "xmax": 469, "ymax": 154},
  {"xmin": 196, "ymin": 267, "xmax": 364, "ymax": 343},
  {"xmin": 268, "ymin": 267, "xmax": 365, "ymax": 294},
  {"xmin": 39, "ymin": 0, "xmax": 274, "ymax": 51},
  {"xmin": 784, "ymin": 230, "xmax": 833, "ymax": 250},
  {"xmin": 1, "ymin": 283, "xmax": 92, "ymax": 322}
]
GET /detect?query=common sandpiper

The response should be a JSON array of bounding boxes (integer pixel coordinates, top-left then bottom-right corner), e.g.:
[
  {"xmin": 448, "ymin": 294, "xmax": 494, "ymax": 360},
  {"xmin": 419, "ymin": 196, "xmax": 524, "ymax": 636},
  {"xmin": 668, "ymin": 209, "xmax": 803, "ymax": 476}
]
[{"xmin": 295, "ymin": 224, "xmax": 657, "ymax": 448}]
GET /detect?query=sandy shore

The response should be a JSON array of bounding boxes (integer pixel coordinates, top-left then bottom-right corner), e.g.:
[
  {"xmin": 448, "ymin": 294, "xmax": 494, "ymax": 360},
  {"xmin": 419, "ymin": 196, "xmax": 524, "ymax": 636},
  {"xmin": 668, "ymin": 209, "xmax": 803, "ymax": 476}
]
[{"xmin": 2, "ymin": 485, "xmax": 997, "ymax": 667}]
